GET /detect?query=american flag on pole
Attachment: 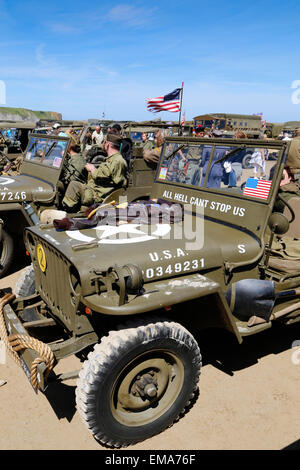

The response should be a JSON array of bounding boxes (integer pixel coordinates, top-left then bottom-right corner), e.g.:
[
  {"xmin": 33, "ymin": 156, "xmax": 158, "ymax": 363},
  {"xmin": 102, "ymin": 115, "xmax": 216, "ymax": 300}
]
[
  {"xmin": 147, "ymin": 88, "xmax": 181, "ymax": 113},
  {"xmin": 243, "ymin": 177, "xmax": 272, "ymax": 200},
  {"xmin": 180, "ymin": 111, "xmax": 186, "ymax": 126}
]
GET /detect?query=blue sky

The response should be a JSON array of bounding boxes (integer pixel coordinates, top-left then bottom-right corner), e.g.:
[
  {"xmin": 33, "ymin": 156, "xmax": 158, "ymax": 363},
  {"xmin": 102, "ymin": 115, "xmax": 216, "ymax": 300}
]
[{"xmin": 0, "ymin": 0, "xmax": 300, "ymax": 123}]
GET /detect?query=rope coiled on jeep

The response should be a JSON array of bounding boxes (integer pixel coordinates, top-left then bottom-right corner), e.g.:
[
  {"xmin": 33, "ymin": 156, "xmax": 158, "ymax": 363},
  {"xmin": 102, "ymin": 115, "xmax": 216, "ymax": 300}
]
[{"xmin": 0, "ymin": 293, "xmax": 54, "ymax": 390}]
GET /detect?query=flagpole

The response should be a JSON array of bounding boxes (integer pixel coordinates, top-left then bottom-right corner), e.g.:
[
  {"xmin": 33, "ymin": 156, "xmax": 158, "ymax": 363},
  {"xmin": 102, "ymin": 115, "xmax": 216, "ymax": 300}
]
[{"xmin": 178, "ymin": 82, "xmax": 184, "ymax": 135}]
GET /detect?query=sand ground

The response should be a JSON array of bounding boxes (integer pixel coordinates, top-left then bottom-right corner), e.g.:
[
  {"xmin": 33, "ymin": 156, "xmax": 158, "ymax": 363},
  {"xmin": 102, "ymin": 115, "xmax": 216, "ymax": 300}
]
[{"xmin": 0, "ymin": 267, "xmax": 300, "ymax": 451}]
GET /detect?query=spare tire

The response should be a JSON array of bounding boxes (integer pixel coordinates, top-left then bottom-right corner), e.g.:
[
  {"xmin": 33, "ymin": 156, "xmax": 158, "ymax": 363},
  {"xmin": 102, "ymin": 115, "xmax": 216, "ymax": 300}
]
[
  {"xmin": 242, "ymin": 154, "xmax": 254, "ymax": 169},
  {"xmin": 90, "ymin": 154, "xmax": 106, "ymax": 166}
]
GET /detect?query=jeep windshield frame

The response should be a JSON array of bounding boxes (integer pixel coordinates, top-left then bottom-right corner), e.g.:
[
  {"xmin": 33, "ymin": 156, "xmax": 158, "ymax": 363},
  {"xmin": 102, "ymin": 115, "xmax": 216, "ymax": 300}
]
[
  {"xmin": 151, "ymin": 136, "xmax": 289, "ymax": 240},
  {"xmin": 155, "ymin": 137, "xmax": 288, "ymax": 205},
  {"xmin": 20, "ymin": 133, "xmax": 70, "ymax": 187}
]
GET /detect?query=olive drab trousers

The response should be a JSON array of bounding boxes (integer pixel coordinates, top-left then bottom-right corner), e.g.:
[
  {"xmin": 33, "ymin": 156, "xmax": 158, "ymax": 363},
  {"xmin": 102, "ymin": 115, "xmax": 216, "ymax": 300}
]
[{"xmin": 62, "ymin": 181, "xmax": 94, "ymax": 211}]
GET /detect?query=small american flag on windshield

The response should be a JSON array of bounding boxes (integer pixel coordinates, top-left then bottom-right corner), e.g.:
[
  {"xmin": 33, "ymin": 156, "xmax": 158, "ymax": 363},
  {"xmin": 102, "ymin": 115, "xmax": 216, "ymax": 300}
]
[{"xmin": 243, "ymin": 178, "xmax": 272, "ymax": 199}]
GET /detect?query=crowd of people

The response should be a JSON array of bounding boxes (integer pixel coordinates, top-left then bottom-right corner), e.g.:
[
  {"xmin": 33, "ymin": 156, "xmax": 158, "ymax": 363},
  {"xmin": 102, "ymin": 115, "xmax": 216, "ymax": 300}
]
[{"xmin": 1, "ymin": 119, "xmax": 300, "ymax": 217}]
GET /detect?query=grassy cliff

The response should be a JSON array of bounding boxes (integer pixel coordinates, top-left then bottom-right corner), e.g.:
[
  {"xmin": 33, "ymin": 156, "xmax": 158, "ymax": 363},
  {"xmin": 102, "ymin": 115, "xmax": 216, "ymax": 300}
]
[{"xmin": 0, "ymin": 107, "xmax": 62, "ymax": 122}]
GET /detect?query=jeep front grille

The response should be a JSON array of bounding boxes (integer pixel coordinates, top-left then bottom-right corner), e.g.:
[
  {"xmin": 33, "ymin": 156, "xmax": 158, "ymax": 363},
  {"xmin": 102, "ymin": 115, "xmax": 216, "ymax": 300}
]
[{"xmin": 29, "ymin": 235, "xmax": 79, "ymax": 331}]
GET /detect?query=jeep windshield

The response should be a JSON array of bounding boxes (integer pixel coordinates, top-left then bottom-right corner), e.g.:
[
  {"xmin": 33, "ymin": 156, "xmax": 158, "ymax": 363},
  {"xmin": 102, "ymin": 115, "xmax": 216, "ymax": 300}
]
[
  {"xmin": 24, "ymin": 135, "xmax": 68, "ymax": 169},
  {"xmin": 158, "ymin": 140, "xmax": 282, "ymax": 202}
]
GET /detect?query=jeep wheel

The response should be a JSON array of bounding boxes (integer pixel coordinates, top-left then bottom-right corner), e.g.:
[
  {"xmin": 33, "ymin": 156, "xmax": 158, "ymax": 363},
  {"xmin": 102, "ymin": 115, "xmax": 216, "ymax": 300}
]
[
  {"xmin": 0, "ymin": 230, "xmax": 13, "ymax": 278},
  {"xmin": 242, "ymin": 154, "xmax": 254, "ymax": 169},
  {"xmin": 14, "ymin": 263, "xmax": 35, "ymax": 297},
  {"xmin": 14, "ymin": 264, "xmax": 38, "ymax": 322},
  {"xmin": 76, "ymin": 319, "xmax": 201, "ymax": 448}
]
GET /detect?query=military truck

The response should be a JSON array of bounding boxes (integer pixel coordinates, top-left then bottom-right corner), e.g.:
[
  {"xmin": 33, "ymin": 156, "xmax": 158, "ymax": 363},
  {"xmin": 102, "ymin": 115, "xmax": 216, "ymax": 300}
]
[
  {"xmin": 1, "ymin": 135, "xmax": 299, "ymax": 448},
  {"xmin": 265, "ymin": 122, "xmax": 284, "ymax": 139},
  {"xmin": 193, "ymin": 113, "xmax": 262, "ymax": 139},
  {"xmin": 123, "ymin": 120, "xmax": 193, "ymax": 141},
  {"xmin": 0, "ymin": 132, "xmax": 157, "ymax": 277}
]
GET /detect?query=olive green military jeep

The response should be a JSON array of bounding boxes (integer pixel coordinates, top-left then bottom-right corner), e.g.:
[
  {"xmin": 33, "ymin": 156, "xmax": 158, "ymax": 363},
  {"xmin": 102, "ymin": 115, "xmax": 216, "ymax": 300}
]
[
  {"xmin": 0, "ymin": 132, "xmax": 76, "ymax": 275},
  {"xmin": 0, "ymin": 129, "xmax": 157, "ymax": 277},
  {"xmin": 0, "ymin": 132, "xmax": 70, "ymax": 277},
  {"xmin": 1, "ymin": 136, "xmax": 299, "ymax": 448}
]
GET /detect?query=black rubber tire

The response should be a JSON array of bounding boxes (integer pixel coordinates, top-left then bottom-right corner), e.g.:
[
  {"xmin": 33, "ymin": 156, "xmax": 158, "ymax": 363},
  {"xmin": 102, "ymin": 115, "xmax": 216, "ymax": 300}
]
[
  {"xmin": 14, "ymin": 263, "xmax": 35, "ymax": 297},
  {"xmin": 0, "ymin": 230, "xmax": 14, "ymax": 278},
  {"xmin": 242, "ymin": 154, "xmax": 254, "ymax": 169},
  {"xmin": 14, "ymin": 264, "xmax": 38, "ymax": 322},
  {"xmin": 76, "ymin": 319, "xmax": 201, "ymax": 448}
]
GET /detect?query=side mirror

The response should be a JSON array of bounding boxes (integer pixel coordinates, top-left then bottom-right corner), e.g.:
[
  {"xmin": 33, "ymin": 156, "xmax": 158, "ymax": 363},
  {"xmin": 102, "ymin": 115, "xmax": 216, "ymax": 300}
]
[{"xmin": 268, "ymin": 212, "xmax": 289, "ymax": 235}]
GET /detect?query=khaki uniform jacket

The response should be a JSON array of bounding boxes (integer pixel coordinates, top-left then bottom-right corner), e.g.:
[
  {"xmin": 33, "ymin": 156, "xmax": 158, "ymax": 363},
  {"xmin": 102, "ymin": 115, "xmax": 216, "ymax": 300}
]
[
  {"xmin": 286, "ymin": 137, "xmax": 300, "ymax": 173},
  {"xmin": 142, "ymin": 140, "xmax": 154, "ymax": 152},
  {"xmin": 143, "ymin": 145, "xmax": 162, "ymax": 164},
  {"xmin": 87, "ymin": 151, "xmax": 128, "ymax": 202},
  {"xmin": 62, "ymin": 152, "xmax": 86, "ymax": 183}
]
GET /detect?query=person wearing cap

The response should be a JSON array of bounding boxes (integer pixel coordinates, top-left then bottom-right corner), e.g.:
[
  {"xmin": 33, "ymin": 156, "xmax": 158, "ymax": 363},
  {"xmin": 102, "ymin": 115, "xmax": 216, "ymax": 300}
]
[
  {"xmin": 111, "ymin": 123, "xmax": 122, "ymax": 135},
  {"xmin": 106, "ymin": 123, "xmax": 122, "ymax": 136},
  {"xmin": 92, "ymin": 125, "xmax": 104, "ymax": 146},
  {"xmin": 52, "ymin": 123, "xmax": 68, "ymax": 137},
  {"xmin": 62, "ymin": 133, "xmax": 128, "ymax": 211}
]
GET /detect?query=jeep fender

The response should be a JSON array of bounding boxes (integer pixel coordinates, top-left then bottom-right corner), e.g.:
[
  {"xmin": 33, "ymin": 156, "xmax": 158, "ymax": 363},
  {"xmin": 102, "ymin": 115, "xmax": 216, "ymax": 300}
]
[{"xmin": 83, "ymin": 272, "xmax": 242, "ymax": 343}]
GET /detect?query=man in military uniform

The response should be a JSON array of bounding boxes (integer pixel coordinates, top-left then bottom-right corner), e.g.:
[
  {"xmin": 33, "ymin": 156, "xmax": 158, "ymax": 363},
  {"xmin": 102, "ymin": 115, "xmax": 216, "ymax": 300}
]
[
  {"xmin": 143, "ymin": 129, "xmax": 167, "ymax": 165},
  {"xmin": 183, "ymin": 126, "xmax": 204, "ymax": 185},
  {"xmin": 285, "ymin": 128, "xmax": 300, "ymax": 177},
  {"xmin": 141, "ymin": 132, "xmax": 153, "ymax": 151},
  {"xmin": 271, "ymin": 167, "xmax": 300, "ymax": 213},
  {"xmin": 61, "ymin": 139, "xmax": 86, "ymax": 187},
  {"xmin": 62, "ymin": 133, "xmax": 128, "ymax": 212}
]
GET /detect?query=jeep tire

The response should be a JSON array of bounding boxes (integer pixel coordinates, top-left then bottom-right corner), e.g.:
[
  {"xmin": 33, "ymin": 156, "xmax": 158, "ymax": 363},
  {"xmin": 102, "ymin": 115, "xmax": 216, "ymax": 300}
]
[
  {"xmin": 14, "ymin": 263, "xmax": 38, "ymax": 322},
  {"xmin": 242, "ymin": 153, "xmax": 254, "ymax": 169},
  {"xmin": 76, "ymin": 319, "xmax": 201, "ymax": 448},
  {"xmin": 0, "ymin": 230, "xmax": 13, "ymax": 278}
]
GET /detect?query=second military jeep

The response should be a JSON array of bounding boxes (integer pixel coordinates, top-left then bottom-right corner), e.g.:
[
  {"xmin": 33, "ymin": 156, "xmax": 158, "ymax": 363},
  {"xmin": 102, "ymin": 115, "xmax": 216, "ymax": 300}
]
[
  {"xmin": 0, "ymin": 131, "xmax": 156, "ymax": 277},
  {"xmin": 1, "ymin": 135, "xmax": 299, "ymax": 448}
]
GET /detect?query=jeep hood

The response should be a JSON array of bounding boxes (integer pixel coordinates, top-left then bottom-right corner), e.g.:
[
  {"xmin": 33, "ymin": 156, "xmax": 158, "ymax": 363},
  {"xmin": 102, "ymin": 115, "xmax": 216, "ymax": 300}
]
[
  {"xmin": 28, "ymin": 219, "xmax": 262, "ymax": 295},
  {"xmin": 0, "ymin": 174, "xmax": 55, "ymax": 202}
]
